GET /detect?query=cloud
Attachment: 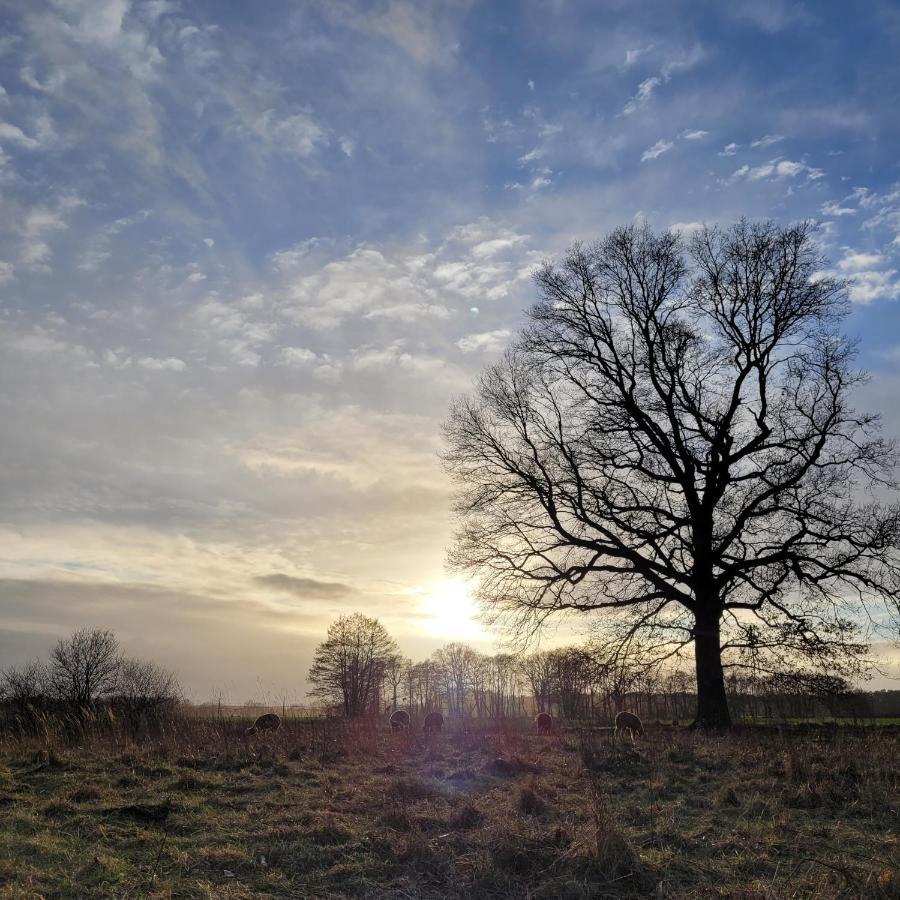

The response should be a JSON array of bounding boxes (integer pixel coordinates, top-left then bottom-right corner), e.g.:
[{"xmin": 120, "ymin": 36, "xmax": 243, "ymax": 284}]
[
  {"xmin": 621, "ymin": 45, "xmax": 704, "ymax": 114},
  {"xmin": 731, "ymin": 158, "xmax": 823, "ymax": 181},
  {"xmin": 321, "ymin": 0, "xmax": 467, "ymax": 66},
  {"xmin": 750, "ymin": 134, "xmax": 785, "ymax": 148},
  {"xmin": 837, "ymin": 251, "xmax": 885, "ymax": 272},
  {"xmin": 254, "ymin": 573, "xmax": 358, "ymax": 599},
  {"xmin": 641, "ymin": 139, "xmax": 673, "ymax": 161},
  {"xmin": 623, "ymin": 76, "xmax": 661, "ymax": 114},
  {"xmin": 834, "ymin": 249, "xmax": 900, "ymax": 304},
  {"xmin": 669, "ymin": 221, "xmax": 704, "ymax": 236},
  {"xmin": 821, "ymin": 200, "xmax": 856, "ymax": 217},
  {"xmin": 847, "ymin": 270, "xmax": 900, "ymax": 304},
  {"xmin": 252, "ymin": 109, "xmax": 328, "ymax": 159},
  {"xmin": 351, "ymin": 339, "xmax": 453, "ymax": 378},
  {"xmin": 730, "ymin": 1, "xmax": 813, "ymax": 33},
  {"xmin": 137, "ymin": 356, "xmax": 187, "ymax": 371},
  {"xmin": 228, "ymin": 404, "xmax": 450, "ymax": 493},
  {"xmin": 0, "ymin": 576, "xmax": 325, "ymax": 701},
  {"xmin": 680, "ymin": 129, "xmax": 708, "ymax": 141},
  {"xmin": 517, "ymin": 147, "xmax": 544, "ymax": 165},
  {"xmin": 719, "ymin": 142, "xmax": 740, "ymax": 156},
  {"xmin": 854, "ymin": 184, "xmax": 900, "ymax": 235},
  {"xmin": 456, "ymin": 329, "xmax": 511, "ymax": 353},
  {"xmin": 0, "ymin": 121, "xmax": 40, "ymax": 148},
  {"xmin": 623, "ymin": 45, "xmax": 653, "ymax": 67},
  {"xmin": 16, "ymin": 195, "xmax": 85, "ymax": 271},
  {"xmin": 276, "ymin": 220, "xmax": 534, "ymax": 328},
  {"xmin": 281, "ymin": 247, "xmax": 451, "ymax": 329},
  {"xmin": 276, "ymin": 346, "xmax": 317, "ymax": 366},
  {"xmin": 271, "ymin": 239, "xmax": 322, "ymax": 272}
]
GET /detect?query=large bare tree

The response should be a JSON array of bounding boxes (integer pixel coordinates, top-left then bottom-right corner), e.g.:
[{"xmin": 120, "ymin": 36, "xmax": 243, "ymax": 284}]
[{"xmin": 443, "ymin": 221, "xmax": 900, "ymax": 728}]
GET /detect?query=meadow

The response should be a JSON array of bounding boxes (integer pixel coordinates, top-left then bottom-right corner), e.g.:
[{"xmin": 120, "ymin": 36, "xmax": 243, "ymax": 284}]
[{"xmin": 0, "ymin": 715, "xmax": 897, "ymax": 899}]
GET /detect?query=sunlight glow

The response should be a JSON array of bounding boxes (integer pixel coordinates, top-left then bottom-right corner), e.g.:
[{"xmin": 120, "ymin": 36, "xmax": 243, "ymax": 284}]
[{"xmin": 419, "ymin": 578, "xmax": 485, "ymax": 641}]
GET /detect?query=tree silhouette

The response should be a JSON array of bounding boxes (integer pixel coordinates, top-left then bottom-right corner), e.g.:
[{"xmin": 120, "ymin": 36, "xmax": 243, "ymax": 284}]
[
  {"xmin": 308, "ymin": 613, "xmax": 399, "ymax": 717},
  {"xmin": 443, "ymin": 221, "xmax": 900, "ymax": 729},
  {"xmin": 48, "ymin": 627, "xmax": 121, "ymax": 714}
]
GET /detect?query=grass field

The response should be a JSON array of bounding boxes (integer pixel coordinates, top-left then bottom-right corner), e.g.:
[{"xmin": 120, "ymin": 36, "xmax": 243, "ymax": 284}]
[{"xmin": 0, "ymin": 718, "xmax": 897, "ymax": 898}]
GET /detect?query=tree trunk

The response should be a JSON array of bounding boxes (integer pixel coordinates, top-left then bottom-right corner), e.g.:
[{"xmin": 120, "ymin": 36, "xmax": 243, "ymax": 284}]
[{"xmin": 692, "ymin": 611, "xmax": 732, "ymax": 729}]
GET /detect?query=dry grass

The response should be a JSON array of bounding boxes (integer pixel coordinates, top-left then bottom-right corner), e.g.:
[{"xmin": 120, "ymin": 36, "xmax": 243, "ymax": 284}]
[{"xmin": 0, "ymin": 717, "xmax": 897, "ymax": 898}]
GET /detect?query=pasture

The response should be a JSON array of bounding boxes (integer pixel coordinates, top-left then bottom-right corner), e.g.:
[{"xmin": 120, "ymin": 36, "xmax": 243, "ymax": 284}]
[{"xmin": 0, "ymin": 716, "xmax": 897, "ymax": 899}]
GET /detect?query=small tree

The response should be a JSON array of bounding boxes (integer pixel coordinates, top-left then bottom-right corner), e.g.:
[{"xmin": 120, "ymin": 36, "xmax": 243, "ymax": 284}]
[
  {"xmin": 48, "ymin": 628, "xmax": 121, "ymax": 713},
  {"xmin": 117, "ymin": 657, "xmax": 181, "ymax": 727},
  {"xmin": 547, "ymin": 647, "xmax": 593, "ymax": 719},
  {"xmin": 444, "ymin": 221, "xmax": 900, "ymax": 729},
  {"xmin": 308, "ymin": 614, "xmax": 400, "ymax": 717},
  {"xmin": 434, "ymin": 642, "xmax": 482, "ymax": 715},
  {"xmin": 520, "ymin": 650, "xmax": 556, "ymax": 714},
  {"xmin": 1, "ymin": 661, "xmax": 51, "ymax": 725},
  {"xmin": 382, "ymin": 654, "xmax": 410, "ymax": 712}
]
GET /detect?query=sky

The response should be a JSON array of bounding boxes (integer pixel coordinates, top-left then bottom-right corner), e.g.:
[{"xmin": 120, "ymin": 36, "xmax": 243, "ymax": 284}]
[{"xmin": 1, "ymin": 0, "xmax": 900, "ymax": 701}]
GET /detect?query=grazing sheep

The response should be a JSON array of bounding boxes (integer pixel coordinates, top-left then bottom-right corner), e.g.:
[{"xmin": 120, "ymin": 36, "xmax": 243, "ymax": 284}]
[
  {"xmin": 423, "ymin": 711, "xmax": 444, "ymax": 734},
  {"xmin": 246, "ymin": 712, "xmax": 281, "ymax": 736},
  {"xmin": 614, "ymin": 710, "xmax": 644, "ymax": 741},
  {"xmin": 389, "ymin": 709, "xmax": 410, "ymax": 731},
  {"xmin": 536, "ymin": 712, "xmax": 553, "ymax": 734}
]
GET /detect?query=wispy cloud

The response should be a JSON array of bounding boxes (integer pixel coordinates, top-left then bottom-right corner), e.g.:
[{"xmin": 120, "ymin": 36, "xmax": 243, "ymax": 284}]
[
  {"xmin": 821, "ymin": 200, "xmax": 856, "ymax": 217},
  {"xmin": 731, "ymin": 158, "xmax": 824, "ymax": 181},
  {"xmin": 641, "ymin": 139, "xmax": 674, "ymax": 161},
  {"xmin": 623, "ymin": 45, "xmax": 653, "ymax": 67},
  {"xmin": 622, "ymin": 44, "xmax": 704, "ymax": 115},
  {"xmin": 456, "ymin": 329, "xmax": 512, "ymax": 353},
  {"xmin": 251, "ymin": 109, "xmax": 329, "ymax": 160},
  {"xmin": 750, "ymin": 134, "xmax": 785, "ymax": 148}
]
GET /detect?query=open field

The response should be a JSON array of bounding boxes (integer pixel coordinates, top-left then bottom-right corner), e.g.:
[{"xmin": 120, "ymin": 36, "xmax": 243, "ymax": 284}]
[{"xmin": 0, "ymin": 719, "xmax": 898, "ymax": 899}]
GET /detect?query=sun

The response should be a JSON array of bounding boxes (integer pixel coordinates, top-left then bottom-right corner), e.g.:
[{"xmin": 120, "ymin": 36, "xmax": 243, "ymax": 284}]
[{"xmin": 419, "ymin": 578, "xmax": 485, "ymax": 641}]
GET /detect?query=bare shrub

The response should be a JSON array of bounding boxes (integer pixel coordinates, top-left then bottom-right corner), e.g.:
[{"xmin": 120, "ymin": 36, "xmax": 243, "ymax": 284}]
[
  {"xmin": 48, "ymin": 628, "xmax": 120, "ymax": 715},
  {"xmin": 1, "ymin": 661, "xmax": 51, "ymax": 730},
  {"xmin": 117, "ymin": 657, "xmax": 181, "ymax": 734}
]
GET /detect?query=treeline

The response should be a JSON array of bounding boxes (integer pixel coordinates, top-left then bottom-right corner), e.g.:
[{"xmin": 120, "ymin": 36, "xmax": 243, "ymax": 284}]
[
  {"xmin": 308, "ymin": 614, "xmax": 881, "ymax": 724},
  {"xmin": 0, "ymin": 627, "xmax": 181, "ymax": 736}
]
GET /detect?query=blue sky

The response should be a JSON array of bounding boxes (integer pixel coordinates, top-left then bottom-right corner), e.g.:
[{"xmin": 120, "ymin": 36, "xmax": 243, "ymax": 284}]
[{"xmin": 1, "ymin": 0, "xmax": 899, "ymax": 698}]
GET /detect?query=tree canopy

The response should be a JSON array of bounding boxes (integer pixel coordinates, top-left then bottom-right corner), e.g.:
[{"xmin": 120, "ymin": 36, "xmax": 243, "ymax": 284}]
[
  {"xmin": 443, "ymin": 220, "xmax": 900, "ymax": 728},
  {"xmin": 308, "ymin": 613, "xmax": 400, "ymax": 717}
]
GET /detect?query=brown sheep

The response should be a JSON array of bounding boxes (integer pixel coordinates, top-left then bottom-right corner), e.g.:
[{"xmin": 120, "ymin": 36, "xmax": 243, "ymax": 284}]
[
  {"xmin": 423, "ymin": 711, "xmax": 444, "ymax": 734},
  {"xmin": 389, "ymin": 709, "xmax": 410, "ymax": 731},
  {"xmin": 614, "ymin": 710, "xmax": 644, "ymax": 741},
  {"xmin": 246, "ymin": 712, "xmax": 281, "ymax": 736},
  {"xmin": 535, "ymin": 712, "xmax": 553, "ymax": 734}
]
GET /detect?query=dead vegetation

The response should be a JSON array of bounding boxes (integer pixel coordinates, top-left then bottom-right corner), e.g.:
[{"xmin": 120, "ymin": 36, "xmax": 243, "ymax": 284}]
[{"xmin": 0, "ymin": 717, "xmax": 897, "ymax": 898}]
